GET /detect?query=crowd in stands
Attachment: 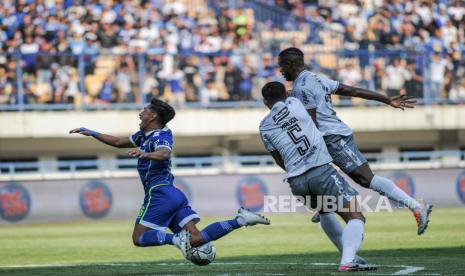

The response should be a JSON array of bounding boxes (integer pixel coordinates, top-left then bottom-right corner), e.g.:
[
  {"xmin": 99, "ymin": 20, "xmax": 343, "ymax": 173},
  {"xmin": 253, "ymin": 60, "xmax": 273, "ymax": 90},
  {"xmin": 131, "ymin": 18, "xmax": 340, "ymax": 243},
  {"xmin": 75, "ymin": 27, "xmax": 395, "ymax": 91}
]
[
  {"xmin": 0, "ymin": 0, "xmax": 464, "ymax": 108},
  {"xmin": 0, "ymin": 0, "xmax": 274, "ymax": 106},
  {"xmin": 266, "ymin": 0, "xmax": 465, "ymax": 102}
]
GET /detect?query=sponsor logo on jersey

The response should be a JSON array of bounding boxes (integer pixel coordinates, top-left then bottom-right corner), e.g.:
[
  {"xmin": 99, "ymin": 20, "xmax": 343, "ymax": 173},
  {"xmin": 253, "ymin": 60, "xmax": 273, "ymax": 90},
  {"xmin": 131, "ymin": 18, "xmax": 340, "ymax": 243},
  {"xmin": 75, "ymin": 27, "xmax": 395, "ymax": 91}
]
[
  {"xmin": 456, "ymin": 171, "xmax": 465, "ymax": 204},
  {"xmin": 0, "ymin": 182, "xmax": 31, "ymax": 222},
  {"xmin": 236, "ymin": 176, "xmax": 268, "ymax": 212},
  {"xmin": 79, "ymin": 181, "xmax": 112, "ymax": 219},
  {"xmin": 388, "ymin": 171, "xmax": 415, "ymax": 198},
  {"xmin": 174, "ymin": 177, "xmax": 192, "ymax": 203}
]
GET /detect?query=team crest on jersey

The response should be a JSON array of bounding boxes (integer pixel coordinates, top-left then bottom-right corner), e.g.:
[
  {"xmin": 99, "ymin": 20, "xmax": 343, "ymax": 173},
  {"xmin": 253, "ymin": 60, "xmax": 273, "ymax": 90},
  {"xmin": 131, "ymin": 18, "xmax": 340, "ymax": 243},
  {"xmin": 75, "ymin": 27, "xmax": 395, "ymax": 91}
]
[
  {"xmin": 0, "ymin": 182, "xmax": 31, "ymax": 222},
  {"xmin": 79, "ymin": 181, "xmax": 112, "ymax": 219},
  {"xmin": 388, "ymin": 171, "xmax": 415, "ymax": 198},
  {"xmin": 455, "ymin": 171, "xmax": 465, "ymax": 204},
  {"xmin": 174, "ymin": 177, "xmax": 192, "ymax": 203},
  {"xmin": 236, "ymin": 176, "xmax": 268, "ymax": 212}
]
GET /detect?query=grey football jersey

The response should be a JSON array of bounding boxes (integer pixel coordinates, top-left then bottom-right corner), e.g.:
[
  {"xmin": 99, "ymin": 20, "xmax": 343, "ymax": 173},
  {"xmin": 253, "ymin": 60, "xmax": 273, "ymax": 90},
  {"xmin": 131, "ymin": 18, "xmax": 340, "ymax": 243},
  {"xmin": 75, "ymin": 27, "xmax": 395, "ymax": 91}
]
[
  {"xmin": 259, "ymin": 97, "xmax": 333, "ymax": 178},
  {"xmin": 292, "ymin": 70, "xmax": 352, "ymax": 137}
]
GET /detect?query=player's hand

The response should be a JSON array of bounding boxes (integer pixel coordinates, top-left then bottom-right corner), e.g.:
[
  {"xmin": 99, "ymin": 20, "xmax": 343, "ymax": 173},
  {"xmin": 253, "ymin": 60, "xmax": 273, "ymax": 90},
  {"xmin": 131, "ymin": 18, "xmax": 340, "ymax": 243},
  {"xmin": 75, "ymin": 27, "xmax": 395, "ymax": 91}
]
[
  {"xmin": 127, "ymin": 149, "xmax": 147, "ymax": 158},
  {"xmin": 389, "ymin": 95, "xmax": 416, "ymax": 110},
  {"xmin": 69, "ymin": 127, "xmax": 97, "ymax": 136}
]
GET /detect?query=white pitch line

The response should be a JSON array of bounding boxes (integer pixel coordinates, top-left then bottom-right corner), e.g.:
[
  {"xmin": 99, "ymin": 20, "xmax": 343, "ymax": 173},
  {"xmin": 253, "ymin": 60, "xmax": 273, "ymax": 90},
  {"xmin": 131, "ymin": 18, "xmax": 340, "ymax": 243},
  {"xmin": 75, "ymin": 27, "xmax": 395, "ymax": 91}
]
[
  {"xmin": 0, "ymin": 261, "xmax": 426, "ymax": 275},
  {"xmin": 392, "ymin": 265, "xmax": 425, "ymax": 275}
]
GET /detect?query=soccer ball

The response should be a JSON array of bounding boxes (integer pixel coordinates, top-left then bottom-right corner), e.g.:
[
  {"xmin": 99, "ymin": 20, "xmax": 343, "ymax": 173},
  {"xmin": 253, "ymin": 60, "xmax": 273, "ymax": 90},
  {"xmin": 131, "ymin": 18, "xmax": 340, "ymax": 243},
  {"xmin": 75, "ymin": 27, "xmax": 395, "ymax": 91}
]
[{"xmin": 189, "ymin": 242, "xmax": 216, "ymax": 266}]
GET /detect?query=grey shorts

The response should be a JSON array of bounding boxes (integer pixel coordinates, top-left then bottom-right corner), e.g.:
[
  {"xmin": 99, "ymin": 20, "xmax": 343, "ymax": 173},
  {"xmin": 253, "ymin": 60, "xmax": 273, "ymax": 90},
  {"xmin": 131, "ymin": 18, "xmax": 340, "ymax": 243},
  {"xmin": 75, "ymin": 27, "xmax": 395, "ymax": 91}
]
[
  {"xmin": 287, "ymin": 164, "xmax": 358, "ymax": 210},
  {"xmin": 324, "ymin": 134, "xmax": 367, "ymax": 174}
]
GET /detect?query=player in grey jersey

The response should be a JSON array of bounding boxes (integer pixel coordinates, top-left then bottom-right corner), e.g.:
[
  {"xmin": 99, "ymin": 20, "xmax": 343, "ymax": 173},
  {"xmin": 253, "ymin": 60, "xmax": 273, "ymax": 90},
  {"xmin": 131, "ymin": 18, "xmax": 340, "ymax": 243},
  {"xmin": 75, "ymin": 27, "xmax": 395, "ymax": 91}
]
[
  {"xmin": 259, "ymin": 82, "xmax": 377, "ymax": 272},
  {"xmin": 277, "ymin": 47, "xmax": 432, "ymax": 239}
]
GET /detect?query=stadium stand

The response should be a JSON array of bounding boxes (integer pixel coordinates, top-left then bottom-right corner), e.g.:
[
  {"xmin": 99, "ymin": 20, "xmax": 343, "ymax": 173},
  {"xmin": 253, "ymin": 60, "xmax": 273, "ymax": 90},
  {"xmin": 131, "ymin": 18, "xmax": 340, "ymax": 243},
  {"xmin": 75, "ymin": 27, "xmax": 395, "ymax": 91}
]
[
  {"xmin": 0, "ymin": 0, "xmax": 463, "ymax": 110},
  {"xmin": 0, "ymin": 0, "xmax": 463, "ymax": 182}
]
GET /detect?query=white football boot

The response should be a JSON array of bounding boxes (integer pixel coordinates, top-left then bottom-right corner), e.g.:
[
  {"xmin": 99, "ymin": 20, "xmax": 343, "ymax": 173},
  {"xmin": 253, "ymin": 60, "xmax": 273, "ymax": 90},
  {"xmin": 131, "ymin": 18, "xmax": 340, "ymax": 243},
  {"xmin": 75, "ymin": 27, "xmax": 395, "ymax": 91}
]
[
  {"xmin": 174, "ymin": 229, "xmax": 192, "ymax": 260},
  {"xmin": 237, "ymin": 207, "xmax": 270, "ymax": 226}
]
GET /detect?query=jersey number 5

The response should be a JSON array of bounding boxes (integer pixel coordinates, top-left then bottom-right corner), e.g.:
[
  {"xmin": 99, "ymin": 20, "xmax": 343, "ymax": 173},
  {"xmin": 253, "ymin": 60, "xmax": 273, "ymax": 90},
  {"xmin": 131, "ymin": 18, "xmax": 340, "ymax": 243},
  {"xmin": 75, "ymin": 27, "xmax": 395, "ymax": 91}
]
[{"xmin": 287, "ymin": 124, "xmax": 310, "ymax": 155}]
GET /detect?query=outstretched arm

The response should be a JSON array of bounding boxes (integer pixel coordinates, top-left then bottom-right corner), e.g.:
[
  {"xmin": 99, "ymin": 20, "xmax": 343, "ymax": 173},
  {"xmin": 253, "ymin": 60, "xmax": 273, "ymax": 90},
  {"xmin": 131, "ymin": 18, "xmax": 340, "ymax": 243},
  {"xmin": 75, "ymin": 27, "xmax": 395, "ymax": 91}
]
[
  {"xmin": 69, "ymin": 127, "xmax": 134, "ymax": 148},
  {"xmin": 270, "ymin": 150, "xmax": 285, "ymax": 171},
  {"xmin": 334, "ymin": 83, "xmax": 416, "ymax": 110}
]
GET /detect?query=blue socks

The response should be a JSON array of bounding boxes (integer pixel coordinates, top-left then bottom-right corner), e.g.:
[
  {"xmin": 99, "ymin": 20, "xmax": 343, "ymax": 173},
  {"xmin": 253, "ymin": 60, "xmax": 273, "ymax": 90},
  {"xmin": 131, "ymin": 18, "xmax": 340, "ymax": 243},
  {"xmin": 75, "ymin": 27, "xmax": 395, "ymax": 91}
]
[
  {"xmin": 138, "ymin": 229, "xmax": 173, "ymax": 246},
  {"xmin": 137, "ymin": 218, "xmax": 241, "ymax": 247},
  {"xmin": 200, "ymin": 219, "xmax": 241, "ymax": 243}
]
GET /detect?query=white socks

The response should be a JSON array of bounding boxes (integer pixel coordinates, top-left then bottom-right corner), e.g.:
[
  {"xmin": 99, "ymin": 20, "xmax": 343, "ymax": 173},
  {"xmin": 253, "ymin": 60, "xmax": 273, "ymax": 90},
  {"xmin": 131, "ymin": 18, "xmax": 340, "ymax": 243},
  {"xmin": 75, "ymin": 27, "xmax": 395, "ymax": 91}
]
[
  {"xmin": 370, "ymin": 175, "xmax": 420, "ymax": 211},
  {"xmin": 340, "ymin": 219, "xmax": 364, "ymax": 265},
  {"xmin": 320, "ymin": 213, "xmax": 343, "ymax": 253}
]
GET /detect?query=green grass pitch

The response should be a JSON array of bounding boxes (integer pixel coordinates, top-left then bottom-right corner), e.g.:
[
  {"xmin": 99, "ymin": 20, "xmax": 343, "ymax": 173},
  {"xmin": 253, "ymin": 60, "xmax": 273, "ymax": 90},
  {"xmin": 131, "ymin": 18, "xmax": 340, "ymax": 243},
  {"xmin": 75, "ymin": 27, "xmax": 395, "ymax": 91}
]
[{"xmin": 1, "ymin": 208, "xmax": 464, "ymax": 275}]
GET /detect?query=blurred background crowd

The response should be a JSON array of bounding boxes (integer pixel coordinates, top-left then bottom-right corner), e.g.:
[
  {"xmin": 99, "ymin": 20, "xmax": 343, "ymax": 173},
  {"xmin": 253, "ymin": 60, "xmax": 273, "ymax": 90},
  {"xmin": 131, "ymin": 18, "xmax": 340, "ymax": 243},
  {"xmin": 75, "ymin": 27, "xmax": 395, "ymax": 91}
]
[{"xmin": 0, "ymin": 0, "xmax": 464, "ymax": 109}]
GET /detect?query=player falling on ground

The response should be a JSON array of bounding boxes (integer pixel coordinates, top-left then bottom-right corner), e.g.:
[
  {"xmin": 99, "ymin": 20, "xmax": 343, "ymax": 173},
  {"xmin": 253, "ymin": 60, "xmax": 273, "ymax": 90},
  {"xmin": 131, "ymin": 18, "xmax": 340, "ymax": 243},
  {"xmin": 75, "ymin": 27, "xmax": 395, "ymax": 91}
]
[
  {"xmin": 70, "ymin": 98, "xmax": 270, "ymax": 260},
  {"xmin": 277, "ymin": 48, "xmax": 432, "ymax": 245},
  {"xmin": 259, "ymin": 82, "xmax": 376, "ymax": 272}
]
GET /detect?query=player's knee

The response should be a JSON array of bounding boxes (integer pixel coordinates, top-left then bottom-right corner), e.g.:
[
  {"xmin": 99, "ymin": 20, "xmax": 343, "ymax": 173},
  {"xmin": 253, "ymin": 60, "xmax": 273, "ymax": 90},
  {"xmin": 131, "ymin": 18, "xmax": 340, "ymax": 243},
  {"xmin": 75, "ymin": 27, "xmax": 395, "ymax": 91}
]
[
  {"xmin": 349, "ymin": 165, "xmax": 374, "ymax": 188},
  {"xmin": 352, "ymin": 212, "xmax": 366, "ymax": 223},
  {"xmin": 132, "ymin": 233, "xmax": 142, "ymax": 247},
  {"xmin": 351, "ymin": 172, "xmax": 372, "ymax": 188}
]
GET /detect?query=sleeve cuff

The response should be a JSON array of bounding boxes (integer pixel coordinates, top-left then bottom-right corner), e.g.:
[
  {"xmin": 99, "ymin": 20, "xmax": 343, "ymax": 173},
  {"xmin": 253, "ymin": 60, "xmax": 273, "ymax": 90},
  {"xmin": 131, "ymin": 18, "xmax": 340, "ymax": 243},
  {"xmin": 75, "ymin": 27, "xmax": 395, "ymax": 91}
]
[
  {"xmin": 155, "ymin": 145, "xmax": 172, "ymax": 151},
  {"xmin": 332, "ymin": 81, "xmax": 340, "ymax": 94},
  {"xmin": 129, "ymin": 135, "xmax": 137, "ymax": 147}
]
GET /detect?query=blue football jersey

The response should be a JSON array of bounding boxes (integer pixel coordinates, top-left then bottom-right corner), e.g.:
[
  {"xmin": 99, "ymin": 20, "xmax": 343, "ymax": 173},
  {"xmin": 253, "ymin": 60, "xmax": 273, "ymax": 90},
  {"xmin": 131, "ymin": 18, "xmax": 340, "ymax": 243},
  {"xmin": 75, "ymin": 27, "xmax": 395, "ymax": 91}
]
[{"xmin": 129, "ymin": 127, "xmax": 174, "ymax": 189}]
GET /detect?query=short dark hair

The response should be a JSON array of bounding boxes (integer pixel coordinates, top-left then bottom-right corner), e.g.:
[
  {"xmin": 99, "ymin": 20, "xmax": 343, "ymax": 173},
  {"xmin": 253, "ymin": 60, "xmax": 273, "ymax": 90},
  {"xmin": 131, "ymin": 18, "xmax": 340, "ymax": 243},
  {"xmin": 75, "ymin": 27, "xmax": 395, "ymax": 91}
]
[
  {"xmin": 278, "ymin": 47, "xmax": 305, "ymax": 67},
  {"xmin": 262, "ymin": 82, "xmax": 286, "ymax": 103},
  {"xmin": 278, "ymin": 47, "xmax": 304, "ymax": 58},
  {"xmin": 149, "ymin": 98, "xmax": 176, "ymax": 126}
]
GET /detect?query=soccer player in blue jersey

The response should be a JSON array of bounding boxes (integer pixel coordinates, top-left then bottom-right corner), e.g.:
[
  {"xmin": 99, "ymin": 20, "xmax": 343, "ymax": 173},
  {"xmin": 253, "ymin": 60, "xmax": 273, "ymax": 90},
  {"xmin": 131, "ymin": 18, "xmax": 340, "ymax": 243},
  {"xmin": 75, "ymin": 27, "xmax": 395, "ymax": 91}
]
[
  {"xmin": 70, "ymin": 98, "xmax": 269, "ymax": 260},
  {"xmin": 259, "ymin": 82, "xmax": 376, "ymax": 271},
  {"xmin": 277, "ymin": 47, "xmax": 432, "ymax": 255}
]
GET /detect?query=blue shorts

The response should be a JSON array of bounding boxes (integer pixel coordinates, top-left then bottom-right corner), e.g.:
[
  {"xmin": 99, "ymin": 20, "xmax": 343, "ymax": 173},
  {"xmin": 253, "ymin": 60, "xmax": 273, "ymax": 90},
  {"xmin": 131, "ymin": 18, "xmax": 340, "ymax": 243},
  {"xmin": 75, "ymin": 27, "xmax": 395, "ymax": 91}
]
[
  {"xmin": 136, "ymin": 184, "xmax": 200, "ymax": 233},
  {"xmin": 324, "ymin": 134, "xmax": 367, "ymax": 174}
]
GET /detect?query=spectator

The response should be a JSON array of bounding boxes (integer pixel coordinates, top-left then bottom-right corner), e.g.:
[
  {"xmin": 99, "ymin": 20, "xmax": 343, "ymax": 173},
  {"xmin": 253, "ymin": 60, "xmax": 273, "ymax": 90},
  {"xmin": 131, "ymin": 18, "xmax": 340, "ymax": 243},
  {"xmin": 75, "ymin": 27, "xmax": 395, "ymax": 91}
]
[
  {"xmin": 239, "ymin": 59, "xmax": 255, "ymax": 101},
  {"xmin": 428, "ymin": 52, "xmax": 450, "ymax": 103},
  {"xmin": 404, "ymin": 62, "xmax": 423, "ymax": 99},
  {"xmin": 142, "ymin": 71, "xmax": 159, "ymax": 103},
  {"xmin": 83, "ymin": 33, "xmax": 99, "ymax": 75},
  {"xmin": 180, "ymin": 56, "xmax": 200, "ymax": 101},
  {"xmin": 442, "ymin": 20, "xmax": 458, "ymax": 48},
  {"xmin": 201, "ymin": 81, "xmax": 219, "ymax": 106},
  {"xmin": 0, "ymin": 67, "xmax": 9, "ymax": 104},
  {"xmin": 20, "ymin": 35, "xmax": 39, "ymax": 74},
  {"xmin": 224, "ymin": 61, "xmax": 241, "ymax": 101},
  {"xmin": 168, "ymin": 67, "xmax": 185, "ymax": 106},
  {"xmin": 338, "ymin": 62, "xmax": 362, "ymax": 87},
  {"xmin": 383, "ymin": 58, "xmax": 411, "ymax": 97},
  {"xmin": 448, "ymin": 0, "xmax": 465, "ymax": 28},
  {"xmin": 449, "ymin": 78, "xmax": 465, "ymax": 103},
  {"xmin": 65, "ymin": 68, "xmax": 80, "ymax": 104},
  {"xmin": 115, "ymin": 63, "xmax": 133, "ymax": 103},
  {"xmin": 99, "ymin": 74, "xmax": 115, "ymax": 104}
]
